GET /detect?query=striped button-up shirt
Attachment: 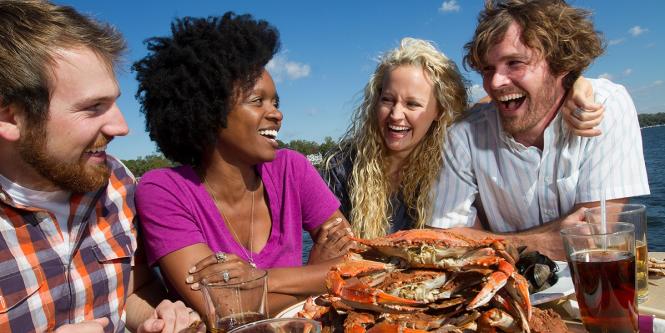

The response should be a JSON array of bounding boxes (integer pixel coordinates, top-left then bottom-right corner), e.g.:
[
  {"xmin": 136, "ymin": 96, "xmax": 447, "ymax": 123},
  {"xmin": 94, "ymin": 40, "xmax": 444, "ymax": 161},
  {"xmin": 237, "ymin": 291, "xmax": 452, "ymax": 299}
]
[
  {"xmin": 430, "ymin": 78, "xmax": 650, "ymax": 232},
  {"xmin": 0, "ymin": 156, "xmax": 137, "ymax": 333}
]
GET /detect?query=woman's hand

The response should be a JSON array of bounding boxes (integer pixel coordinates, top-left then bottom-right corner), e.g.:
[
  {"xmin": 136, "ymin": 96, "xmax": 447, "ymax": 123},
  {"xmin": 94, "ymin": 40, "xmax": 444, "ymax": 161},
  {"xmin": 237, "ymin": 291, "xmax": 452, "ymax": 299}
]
[
  {"xmin": 308, "ymin": 216, "xmax": 355, "ymax": 264},
  {"xmin": 562, "ymin": 76, "xmax": 605, "ymax": 137},
  {"xmin": 186, "ymin": 252, "xmax": 260, "ymax": 290}
]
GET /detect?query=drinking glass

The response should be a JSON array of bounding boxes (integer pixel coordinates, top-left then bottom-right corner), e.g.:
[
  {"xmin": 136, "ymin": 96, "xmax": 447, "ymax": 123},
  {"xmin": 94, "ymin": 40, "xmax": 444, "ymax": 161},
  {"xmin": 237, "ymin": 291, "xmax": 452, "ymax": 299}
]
[
  {"xmin": 585, "ymin": 203, "xmax": 648, "ymax": 302},
  {"xmin": 561, "ymin": 222, "xmax": 638, "ymax": 333},
  {"xmin": 201, "ymin": 269, "xmax": 268, "ymax": 333},
  {"xmin": 228, "ymin": 318, "xmax": 321, "ymax": 333}
]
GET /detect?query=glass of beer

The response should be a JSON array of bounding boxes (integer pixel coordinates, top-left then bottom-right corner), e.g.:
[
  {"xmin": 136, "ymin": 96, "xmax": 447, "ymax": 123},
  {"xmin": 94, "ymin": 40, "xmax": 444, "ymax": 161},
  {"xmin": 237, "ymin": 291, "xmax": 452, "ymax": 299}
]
[
  {"xmin": 585, "ymin": 204, "xmax": 648, "ymax": 302},
  {"xmin": 561, "ymin": 222, "xmax": 637, "ymax": 333},
  {"xmin": 228, "ymin": 318, "xmax": 321, "ymax": 333},
  {"xmin": 201, "ymin": 269, "xmax": 268, "ymax": 333}
]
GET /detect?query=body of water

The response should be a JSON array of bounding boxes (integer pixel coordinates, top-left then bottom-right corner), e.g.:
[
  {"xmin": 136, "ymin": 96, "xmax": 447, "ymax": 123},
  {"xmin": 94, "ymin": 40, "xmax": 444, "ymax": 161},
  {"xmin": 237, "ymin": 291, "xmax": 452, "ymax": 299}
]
[
  {"xmin": 635, "ymin": 126, "xmax": 665, "ymax": 251},
  {"xmin": 302, "ymin": 126, "xmax": 665, "ymax": 262}
]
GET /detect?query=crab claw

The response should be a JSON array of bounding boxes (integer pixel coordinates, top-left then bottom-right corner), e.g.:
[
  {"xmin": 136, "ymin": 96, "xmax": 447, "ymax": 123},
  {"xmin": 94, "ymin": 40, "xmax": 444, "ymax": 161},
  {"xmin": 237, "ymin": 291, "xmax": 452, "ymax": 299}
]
[
  {"xmin": 297, "ymin": 296, "xmax": 330, "ymax": 320},
  {"xmin": 505, "ymin": 271, "xmax": 532, "ymax": 320},
  {"xmin": 467, "ymin": 260, "xmax": 513, "ymax": 310},
  {"xmin": 478, "ymin": 308, "xmax": 521, "ymax": 333}
]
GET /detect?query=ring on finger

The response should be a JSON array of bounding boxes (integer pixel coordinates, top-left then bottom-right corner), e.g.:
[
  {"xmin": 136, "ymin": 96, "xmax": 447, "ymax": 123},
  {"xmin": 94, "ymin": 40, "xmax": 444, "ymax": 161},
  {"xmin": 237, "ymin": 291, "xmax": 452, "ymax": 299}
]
[
  {"xmin": 573, "ymin": 108, "xmax": 584, "ymax": 119},
  {"xmin": 215, "ymin": 251, "xmax": 227, "ymax": 263},
  {"xmin": 222, "ymin": 270, "xmax": 230, "ymax": 283}
]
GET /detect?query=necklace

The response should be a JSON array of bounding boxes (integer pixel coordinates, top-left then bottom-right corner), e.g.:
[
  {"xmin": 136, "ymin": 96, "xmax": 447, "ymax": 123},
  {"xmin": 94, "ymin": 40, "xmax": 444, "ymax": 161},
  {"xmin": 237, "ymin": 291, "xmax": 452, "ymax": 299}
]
[{"xmin": 203, "ymin": 176, "xmax": 257, "ymax": 268}]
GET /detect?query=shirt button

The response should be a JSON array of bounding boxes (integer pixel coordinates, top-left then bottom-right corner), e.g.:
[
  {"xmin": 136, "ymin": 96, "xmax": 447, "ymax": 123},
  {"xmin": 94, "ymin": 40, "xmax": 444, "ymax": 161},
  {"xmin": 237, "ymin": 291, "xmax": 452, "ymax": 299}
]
[
  {"xmin": 0, "ymin": 193, "xmax": 6, "ymax": 201},
  {"xmin": 544, "ymin": 176, "xmax": 552, "ymax": 182}
]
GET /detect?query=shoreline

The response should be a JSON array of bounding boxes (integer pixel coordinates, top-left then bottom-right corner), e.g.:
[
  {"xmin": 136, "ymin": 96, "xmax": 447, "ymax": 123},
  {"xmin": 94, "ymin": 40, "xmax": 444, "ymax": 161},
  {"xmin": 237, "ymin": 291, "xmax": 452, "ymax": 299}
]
[{"xmin": 641, "ymin": 124, "xmax": 665, "ymax": 129}]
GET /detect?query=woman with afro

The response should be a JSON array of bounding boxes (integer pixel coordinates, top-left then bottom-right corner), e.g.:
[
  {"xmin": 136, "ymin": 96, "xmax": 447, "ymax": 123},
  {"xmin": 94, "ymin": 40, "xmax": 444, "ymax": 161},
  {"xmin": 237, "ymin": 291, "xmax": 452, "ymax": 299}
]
[{"xmin": 133, "ymin": 12, "xmax": 354, "ymax": 316}]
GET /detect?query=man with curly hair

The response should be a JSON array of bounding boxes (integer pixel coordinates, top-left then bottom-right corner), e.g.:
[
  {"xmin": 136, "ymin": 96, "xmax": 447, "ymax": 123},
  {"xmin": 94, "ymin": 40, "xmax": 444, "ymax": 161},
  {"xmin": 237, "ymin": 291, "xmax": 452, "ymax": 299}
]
[
  {"xmin": 429, "ymin": 0, "xmax": 649, "ymax": 259},
  {"xmin": 0, "ymin": 1, "xmax": 201, "ymax": 332}
]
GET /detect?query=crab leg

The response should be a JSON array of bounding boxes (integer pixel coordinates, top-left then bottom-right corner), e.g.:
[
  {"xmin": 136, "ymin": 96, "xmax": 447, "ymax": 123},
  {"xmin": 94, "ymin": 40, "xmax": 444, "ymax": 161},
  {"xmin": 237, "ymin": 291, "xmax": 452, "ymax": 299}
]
[
  {"xmin": 467, "ymin": 260, "xmax": 513, "ymax": 310},
  {"xmin": 328, "ymin": 271, "xmax": 425, "ymax": 306},
  {"xmin": 344, "ymin": 311, "xmax": 375, "ymax": 333},
  {"xmin": 365, "ymin": 322, "xmax": 429, "ymax": 333}
]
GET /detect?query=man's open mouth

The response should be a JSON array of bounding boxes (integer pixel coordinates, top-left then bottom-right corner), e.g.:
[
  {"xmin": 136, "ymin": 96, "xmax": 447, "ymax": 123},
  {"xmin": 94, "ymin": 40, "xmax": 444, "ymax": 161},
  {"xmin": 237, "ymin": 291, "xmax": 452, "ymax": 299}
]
[{"xmin": 497, "ymin": 93, "xmax": 526, "ymax": 112}]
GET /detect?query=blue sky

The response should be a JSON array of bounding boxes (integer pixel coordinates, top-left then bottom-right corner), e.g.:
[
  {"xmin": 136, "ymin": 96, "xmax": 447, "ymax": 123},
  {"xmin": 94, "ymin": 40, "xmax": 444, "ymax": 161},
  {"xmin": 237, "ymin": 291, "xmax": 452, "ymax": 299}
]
[{"xmin": 56, "ymin": 0, "xmax": 665, "ymax": 160}]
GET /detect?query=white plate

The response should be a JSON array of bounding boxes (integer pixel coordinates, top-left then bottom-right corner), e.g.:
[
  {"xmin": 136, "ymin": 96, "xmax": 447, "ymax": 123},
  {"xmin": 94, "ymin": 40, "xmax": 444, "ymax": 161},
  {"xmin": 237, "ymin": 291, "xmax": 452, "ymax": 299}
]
[
  {"xmin": 276, "ymin": 261, "xmax": 574, "ymax": 318},
  {"xmin": 530, "ymin": 260, "xmax": 575, "ymax": 305},
  {"xmin": 275, "ymin": 300, "xmax": 307, "ymax": 318}
]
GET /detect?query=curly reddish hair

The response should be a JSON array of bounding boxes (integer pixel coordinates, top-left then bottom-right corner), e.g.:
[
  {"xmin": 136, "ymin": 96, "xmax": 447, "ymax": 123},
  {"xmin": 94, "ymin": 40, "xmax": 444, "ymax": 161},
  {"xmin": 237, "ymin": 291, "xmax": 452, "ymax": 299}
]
[{"xmin": 464, "ymin": 0, "xmax": 605, "ymax": 89}]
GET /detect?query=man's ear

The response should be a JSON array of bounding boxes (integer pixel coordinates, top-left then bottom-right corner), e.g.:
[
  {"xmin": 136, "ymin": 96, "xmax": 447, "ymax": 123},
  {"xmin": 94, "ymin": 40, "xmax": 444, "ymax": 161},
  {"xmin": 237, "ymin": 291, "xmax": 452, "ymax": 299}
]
[{"xmin": 0, "ymin": 102, "xmax": 23, "ymax": 142}]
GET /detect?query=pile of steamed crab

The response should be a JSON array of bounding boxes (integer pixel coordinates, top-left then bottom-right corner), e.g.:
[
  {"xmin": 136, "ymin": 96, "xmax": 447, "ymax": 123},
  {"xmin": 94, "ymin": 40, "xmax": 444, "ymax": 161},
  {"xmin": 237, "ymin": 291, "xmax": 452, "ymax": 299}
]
[{"xmin": 298, "ymin": 229, "xmax": 563, "ymax": 333}]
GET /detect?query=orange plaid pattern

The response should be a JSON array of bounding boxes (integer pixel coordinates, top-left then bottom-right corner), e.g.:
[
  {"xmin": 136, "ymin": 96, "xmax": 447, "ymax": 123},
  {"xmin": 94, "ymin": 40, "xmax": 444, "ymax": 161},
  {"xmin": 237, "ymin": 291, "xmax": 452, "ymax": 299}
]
[{"xmin": 0, "ymin": 156, "xmax": 137, "ymax": 333}]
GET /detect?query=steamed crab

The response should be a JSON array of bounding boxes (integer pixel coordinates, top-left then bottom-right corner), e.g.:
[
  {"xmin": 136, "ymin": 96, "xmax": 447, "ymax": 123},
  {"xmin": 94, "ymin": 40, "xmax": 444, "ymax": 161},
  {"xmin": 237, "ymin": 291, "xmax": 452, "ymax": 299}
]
[{"xmin": 300, "ymin": 229, "xmax": 535, "ymax": 333}]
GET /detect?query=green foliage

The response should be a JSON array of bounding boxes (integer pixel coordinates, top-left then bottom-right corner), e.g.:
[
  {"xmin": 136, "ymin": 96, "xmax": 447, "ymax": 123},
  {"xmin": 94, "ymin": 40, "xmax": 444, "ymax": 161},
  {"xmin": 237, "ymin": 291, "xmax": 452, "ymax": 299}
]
[
  {"xmin": 638, "ymin": 112, "xmax": 665, "ymax": 128},
  {"xmin": 318, "ymin": 136, "xmax": 338, "ymax": 157},
  {"xmin": 282, "ymin": 139, "xmax": 321, "ymax": 155},
  {"xmin": 122, "ymin": 154, "xmax": 174, "ymax": 178}
]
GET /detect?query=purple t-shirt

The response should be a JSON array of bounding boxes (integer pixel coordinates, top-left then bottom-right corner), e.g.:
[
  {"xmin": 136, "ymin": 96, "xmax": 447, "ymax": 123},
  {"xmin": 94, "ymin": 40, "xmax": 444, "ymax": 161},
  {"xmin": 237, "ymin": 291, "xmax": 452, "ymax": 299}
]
[{"xmin": 136, "ymin": 149, "xmax": 340, "ymax": 268}]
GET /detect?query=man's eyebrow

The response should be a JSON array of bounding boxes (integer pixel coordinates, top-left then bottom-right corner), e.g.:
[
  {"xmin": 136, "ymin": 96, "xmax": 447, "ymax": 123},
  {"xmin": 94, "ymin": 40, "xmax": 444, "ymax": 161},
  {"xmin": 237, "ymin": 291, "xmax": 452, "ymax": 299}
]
[{"xmin": 72, "ymin": 92, "xmax": 120, "ymax": 110}]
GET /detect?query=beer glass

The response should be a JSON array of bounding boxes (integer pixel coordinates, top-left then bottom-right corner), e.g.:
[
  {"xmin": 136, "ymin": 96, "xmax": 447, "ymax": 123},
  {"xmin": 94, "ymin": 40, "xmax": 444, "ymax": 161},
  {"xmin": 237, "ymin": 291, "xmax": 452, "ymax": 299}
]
[
  {"xmin": 201, "ymin": 269, "xmax": 268, "ymax": 333},
  {"xmin": 561, "ymin": 222, "xmax": 637, "ymax": 333},
  {"xmin": 228, "ymin": 318, "xmax": 321, "ymax": 333},
  {"xmin": 585, "ymin": 203, "xmax": 648, "ymax": 302}
]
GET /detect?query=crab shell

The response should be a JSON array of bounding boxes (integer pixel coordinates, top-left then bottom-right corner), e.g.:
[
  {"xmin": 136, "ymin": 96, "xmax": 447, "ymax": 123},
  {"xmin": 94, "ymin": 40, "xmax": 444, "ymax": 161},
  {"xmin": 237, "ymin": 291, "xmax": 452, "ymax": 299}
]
[{"xmin": 352, "ymin": 229, "xmax": 508, "ymax": 270}]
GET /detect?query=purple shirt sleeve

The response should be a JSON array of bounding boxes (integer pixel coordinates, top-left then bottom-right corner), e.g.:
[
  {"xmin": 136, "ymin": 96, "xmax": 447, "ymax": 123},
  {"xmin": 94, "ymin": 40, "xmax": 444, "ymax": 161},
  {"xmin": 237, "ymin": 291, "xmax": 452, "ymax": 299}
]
[{"xmin": 135, "ymin": 168, "xmax": 207, "ymax": 266}]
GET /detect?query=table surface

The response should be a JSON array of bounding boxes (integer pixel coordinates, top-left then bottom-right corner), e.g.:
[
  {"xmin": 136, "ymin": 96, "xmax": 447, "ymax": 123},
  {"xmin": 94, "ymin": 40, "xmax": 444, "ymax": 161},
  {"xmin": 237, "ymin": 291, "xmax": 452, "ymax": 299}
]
[{"xmin": 639, "ymin": 251, "xmax": 665, "ymax": 318}]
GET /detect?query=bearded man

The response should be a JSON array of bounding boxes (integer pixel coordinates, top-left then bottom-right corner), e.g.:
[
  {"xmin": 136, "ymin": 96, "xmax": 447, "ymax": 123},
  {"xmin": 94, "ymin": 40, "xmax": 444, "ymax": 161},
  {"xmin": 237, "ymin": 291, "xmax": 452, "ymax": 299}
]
[
  {"xmin": 0, "ymin": 1, "xmax": 201, "ymax": 332},
  {"xmin": 429, "ymin": 0, "xmax": 649, "ymax": 259}
]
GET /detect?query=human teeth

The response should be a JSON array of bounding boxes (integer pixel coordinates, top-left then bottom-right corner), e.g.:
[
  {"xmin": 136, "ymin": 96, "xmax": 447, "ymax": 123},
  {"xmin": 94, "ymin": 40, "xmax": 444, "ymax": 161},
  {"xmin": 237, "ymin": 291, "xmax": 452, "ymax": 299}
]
[
  {"xmin": 497, "ymin": 93, "xmax": 525, "ymax": 102},
  {"xmin": 258, "ymin": 129, "xmax": 278, "ymax": 138},
  {"xmin": 86, "ymin": 145, "xmax": 107, "ymax": 153},
  {"xmin": 388, "ymin": 125, "xmax": 410, "ymax": 131}
]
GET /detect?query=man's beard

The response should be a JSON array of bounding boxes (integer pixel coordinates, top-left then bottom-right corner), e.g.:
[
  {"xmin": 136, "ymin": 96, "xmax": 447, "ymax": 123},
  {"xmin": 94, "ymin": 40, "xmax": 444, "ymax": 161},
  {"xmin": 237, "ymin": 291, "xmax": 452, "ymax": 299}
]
[
  {"xmin": 17, "ymin": 125, "xmax": 110, "ymax": 193},
  {"xmin": 501, "ymin": 75, "xmax": 559, "ymax": 135}
]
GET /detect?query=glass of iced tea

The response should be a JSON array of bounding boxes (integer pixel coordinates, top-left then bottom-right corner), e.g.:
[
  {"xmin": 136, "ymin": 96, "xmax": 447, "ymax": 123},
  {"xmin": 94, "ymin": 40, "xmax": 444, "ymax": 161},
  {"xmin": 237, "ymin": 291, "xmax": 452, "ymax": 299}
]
[
  {"xmin": 201, "ymin": 269, "xmax": 268, "ymax": 333},
  {"xmin": 561, "ymin": 222, "xmax": 638, "ymax": 333},
  {"xmin": 228, "ymin": 318, "xmax": 321, "ymax": 333},
  {"xmin": 585, "ymin": 204, "xmax": 648, "ymax": 302}
]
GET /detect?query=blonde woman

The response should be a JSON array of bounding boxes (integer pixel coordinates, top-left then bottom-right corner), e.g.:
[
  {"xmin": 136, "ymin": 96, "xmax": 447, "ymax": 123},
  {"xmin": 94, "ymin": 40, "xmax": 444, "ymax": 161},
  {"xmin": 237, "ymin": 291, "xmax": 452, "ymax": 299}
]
[{"xmin": 321, "ymin": 38, "xmax": 601, "ymax": 239}]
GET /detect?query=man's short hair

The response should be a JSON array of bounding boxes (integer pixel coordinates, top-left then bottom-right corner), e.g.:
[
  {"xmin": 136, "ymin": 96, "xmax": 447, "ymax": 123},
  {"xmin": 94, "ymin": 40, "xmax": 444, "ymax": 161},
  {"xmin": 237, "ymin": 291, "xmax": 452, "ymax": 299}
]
[
  {"xmin": 0, "ymin": 0, "xmax": 126, "ymax": 126},
  {"xmin": 464, "ymin": 0, "xmax": 605, "ymax": 90}
]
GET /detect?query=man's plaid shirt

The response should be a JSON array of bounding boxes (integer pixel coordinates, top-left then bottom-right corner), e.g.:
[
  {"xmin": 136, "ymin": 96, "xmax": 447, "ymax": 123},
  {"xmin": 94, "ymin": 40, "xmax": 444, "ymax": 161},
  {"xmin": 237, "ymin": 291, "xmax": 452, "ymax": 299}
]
[{"xmin": 0, "ymin": 156, "xmax": 137, "ymax": 332}]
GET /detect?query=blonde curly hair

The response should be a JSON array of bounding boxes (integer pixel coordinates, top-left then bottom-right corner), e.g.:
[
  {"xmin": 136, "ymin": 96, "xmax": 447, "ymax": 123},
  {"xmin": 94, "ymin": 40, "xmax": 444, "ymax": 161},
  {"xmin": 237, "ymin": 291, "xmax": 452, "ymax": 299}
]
[{"xmin": 324, "ymin": 38, "xmax": 468, "ymax": 239}]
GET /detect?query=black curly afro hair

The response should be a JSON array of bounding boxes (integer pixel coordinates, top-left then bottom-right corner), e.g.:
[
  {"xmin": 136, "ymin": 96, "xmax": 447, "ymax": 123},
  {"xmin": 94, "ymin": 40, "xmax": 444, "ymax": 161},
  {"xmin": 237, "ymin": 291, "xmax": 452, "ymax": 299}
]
[{"xmin": 133, "ymin": 12, "xmax": 280, "ymax": 166}]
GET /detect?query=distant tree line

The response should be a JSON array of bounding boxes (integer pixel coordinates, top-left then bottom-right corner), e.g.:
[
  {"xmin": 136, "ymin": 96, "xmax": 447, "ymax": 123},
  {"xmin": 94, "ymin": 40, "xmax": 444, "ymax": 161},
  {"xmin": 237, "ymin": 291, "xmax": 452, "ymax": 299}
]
[
  {"xmin": 638, "ymin": 112, "xmax": 665, "ymax": 128},
  {"xmin": 123, "ymin": 136, "xmax": 340, "ymax": 177}
]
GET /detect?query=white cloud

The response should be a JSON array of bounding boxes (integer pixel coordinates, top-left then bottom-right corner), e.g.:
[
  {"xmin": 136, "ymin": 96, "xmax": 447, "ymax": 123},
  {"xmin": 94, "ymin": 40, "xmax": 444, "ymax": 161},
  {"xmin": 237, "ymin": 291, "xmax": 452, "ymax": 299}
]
[
  {"xmin": 623, "ymin": 68, "xmax": 633, "ymax": 76},
  {"xmin": 439, "ymin": 0, "xmax": 460, "ymax": 12},
  {"xmin": 598, "ymin": 73, "xmax": 613, "ymax": 80},
  {"xmin": 266, "ymin": 54, "xmax": 311, "ymax": 82},
  {"xmin": 628, "ymin": 26, "xmax": 648, "ymax": 37},
  {"xmin": 654, "ymin": 80, "xmax": 664, "ymax": 86},
  {"xmin": 469, "ymin": 84, "xmax": 487, "ymax": 102},
  {"xmin": 608, "ymin": 38, "xmax": 625, "ymax": 46}
]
